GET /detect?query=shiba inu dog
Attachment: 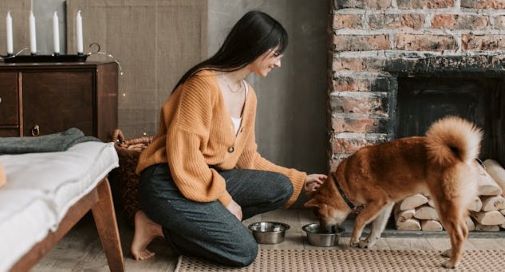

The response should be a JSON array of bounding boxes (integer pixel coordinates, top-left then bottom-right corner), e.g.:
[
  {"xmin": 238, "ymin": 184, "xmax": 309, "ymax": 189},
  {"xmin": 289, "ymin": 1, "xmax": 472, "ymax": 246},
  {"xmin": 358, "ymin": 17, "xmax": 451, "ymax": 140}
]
[{"xmin": 305, "ymin": 116, "xmax": 482, "ymax": 268}]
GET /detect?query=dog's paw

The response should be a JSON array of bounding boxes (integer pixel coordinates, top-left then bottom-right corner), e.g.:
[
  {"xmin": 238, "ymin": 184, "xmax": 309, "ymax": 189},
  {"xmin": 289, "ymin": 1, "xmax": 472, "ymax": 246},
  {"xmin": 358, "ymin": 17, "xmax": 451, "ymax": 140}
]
[
  {"xmin": 441, "ymin": 249, "xmax": 451, "ymax": 258},
  {"xmin": 358, "ymin": 239, "xmax": 370, "ymax": 249},
  {"xmin": 349, "ymin": 240, "xmax": 360, "ymax": 248},
  {"xmin": 441, "ymin": 260, "xmax": 457, "ymax": 269}
]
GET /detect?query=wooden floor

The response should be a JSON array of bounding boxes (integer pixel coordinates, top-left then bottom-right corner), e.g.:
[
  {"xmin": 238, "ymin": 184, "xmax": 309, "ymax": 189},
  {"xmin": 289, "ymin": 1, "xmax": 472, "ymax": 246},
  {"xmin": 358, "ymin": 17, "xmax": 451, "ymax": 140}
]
[{"xmin": 33, "ymin": 209, "xmax": 505, "ymax": 271}]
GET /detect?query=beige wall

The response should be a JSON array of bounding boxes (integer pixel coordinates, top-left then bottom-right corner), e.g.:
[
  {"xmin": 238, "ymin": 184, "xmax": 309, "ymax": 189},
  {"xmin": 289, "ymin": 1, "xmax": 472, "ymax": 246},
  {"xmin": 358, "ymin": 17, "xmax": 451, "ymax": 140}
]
[
  {"xmin": 67, "ymin": 0, "xmax": 208, "ymax": 136},
  {"xmin": 33, "ymin": 0, "xmax": 66, "ymax": 54},
  {"xmin": 0, "ymin": 0, "xmax": 30, "ymax": 56},
  {"xmin": 0, "ymin": 0, "xmax": 65, "ymax": 55}
]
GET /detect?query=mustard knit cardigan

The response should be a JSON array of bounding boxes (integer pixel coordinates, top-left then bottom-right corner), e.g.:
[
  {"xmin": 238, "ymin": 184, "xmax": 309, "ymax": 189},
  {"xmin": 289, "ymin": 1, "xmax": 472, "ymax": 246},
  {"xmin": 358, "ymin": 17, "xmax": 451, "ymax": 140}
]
[{"xmin": 136, "ymin": 70, "xmax": 306, "ymax": 207}]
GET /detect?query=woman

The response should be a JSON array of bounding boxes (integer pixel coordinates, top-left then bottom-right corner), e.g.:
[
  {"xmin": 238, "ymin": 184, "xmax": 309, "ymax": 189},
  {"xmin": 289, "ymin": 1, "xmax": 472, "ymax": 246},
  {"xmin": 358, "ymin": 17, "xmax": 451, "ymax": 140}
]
[{"xmin": 131, "ymin": 10, "xmax": 326, "ymax": 267}]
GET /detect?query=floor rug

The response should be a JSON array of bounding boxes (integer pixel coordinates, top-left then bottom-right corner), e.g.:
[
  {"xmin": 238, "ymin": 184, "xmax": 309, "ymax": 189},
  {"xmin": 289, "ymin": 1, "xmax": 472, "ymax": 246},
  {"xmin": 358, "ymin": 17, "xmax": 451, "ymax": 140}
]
[{"xmin": 175, "ymin": 249, "xmax": 505, "ymax": 271}]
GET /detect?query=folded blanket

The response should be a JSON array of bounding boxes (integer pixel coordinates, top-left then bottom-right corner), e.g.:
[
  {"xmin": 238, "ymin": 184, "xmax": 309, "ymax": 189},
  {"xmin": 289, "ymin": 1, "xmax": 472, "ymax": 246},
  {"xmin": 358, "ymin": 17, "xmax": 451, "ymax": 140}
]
[
  {"xmin": 0, "ymin": 163, "xmax": 5, "ymax": 188},
  {"xmin": 0, "ymin": 128, "xmax": 100, "ymax": 154}
]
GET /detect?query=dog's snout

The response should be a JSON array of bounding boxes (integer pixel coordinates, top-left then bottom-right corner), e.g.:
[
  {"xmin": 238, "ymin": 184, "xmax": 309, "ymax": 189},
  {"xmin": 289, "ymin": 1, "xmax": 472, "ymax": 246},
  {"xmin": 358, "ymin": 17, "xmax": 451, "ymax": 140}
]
[{"xmin": 318, "ymin": 219, "xmax": 335, "ymax": 233}]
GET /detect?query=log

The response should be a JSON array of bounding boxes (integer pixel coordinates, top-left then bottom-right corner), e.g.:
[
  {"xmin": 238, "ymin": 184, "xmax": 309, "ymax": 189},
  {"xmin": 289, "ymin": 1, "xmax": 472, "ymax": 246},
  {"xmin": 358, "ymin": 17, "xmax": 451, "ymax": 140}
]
[
  {"xmin": 394, "ymin": 207, "xmax": 415, "ymax": 223},
  {"xmin": 414, "ymin": 206, "xmax": 439, "ymax": 220},
  {"xmin": 483, "ymin": 159, "xmax": 505, "ymax": 195},
  {"xmin": 465, "ymin": 216, "xmax": 475, "ymax": 231},
  {"xmin": 428, "ymin": 198, "xmax": 436, "ymax": 208},
  {"xmin": 476, "ymin": 223, "xmax": 500, "ymax": 232},
  {"xmin": 481, "ymin": 195, "xmax": 505, "ymax": 212},
  {"xmin": 399, "ymin": 194, "xmax": 428, "ymax": 210},
  {"xmin": 427, "ymin": 196, "xmax": 482, "ymax": 212},
  {"xmin": 421, "ymin": 220, "xmax": 443, "ymax": 231},
  {"xmin": 396, "ymin": 209, "xmax": 416, "ymax": 222},
  {"xmin": 467, "ymin": 197, "xmax": 483, "ymax": 212},
  {"xmin": 472, "ymin": 210, "xmax": 505, "ymax": 225},
  {"xmin": 396, "ymin": 218, "xmax": 421, "ymax": 231},
  {"xmin": 476, "ymin": 162, "xmax": 502, "ymax": 196}
]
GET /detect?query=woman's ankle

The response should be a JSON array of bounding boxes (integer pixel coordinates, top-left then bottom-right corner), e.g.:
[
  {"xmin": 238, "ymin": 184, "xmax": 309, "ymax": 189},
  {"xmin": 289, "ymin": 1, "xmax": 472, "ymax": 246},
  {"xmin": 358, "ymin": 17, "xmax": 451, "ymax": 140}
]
[
  {"xmin": 137, "ymin": 210, "xmax": 164, "ymax": 239},
  {"xmin": 151, "ymin": 222, "xmax": 164, "ymax": 239}
]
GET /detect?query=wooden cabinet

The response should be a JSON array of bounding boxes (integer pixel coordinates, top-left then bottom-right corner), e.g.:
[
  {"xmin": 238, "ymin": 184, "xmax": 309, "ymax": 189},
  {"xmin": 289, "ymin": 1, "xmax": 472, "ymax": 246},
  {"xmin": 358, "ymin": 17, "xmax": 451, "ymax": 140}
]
[{"xmin": 0, "ymin": 62, "xmax": 118, "ymax": 141}]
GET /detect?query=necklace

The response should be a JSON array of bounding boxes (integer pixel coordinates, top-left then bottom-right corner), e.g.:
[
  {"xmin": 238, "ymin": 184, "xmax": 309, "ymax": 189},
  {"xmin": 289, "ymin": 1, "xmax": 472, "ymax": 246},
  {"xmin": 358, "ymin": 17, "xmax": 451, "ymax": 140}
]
[{"xmin": 222, "ymin": 75, "xmax": 244, "ymax": 93}]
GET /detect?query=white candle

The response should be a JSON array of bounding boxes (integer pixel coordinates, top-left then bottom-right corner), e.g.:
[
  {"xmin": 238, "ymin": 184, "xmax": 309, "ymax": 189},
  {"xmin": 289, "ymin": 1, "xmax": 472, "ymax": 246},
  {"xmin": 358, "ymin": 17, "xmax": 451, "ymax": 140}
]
[
  {"xmin": 76, "ymin": 10, "xmax": 83, "ymax": 54},
  {"xmin": 6, "ymin": 11, "xmax": 13, "ymax": 55},
  {"xmin": 29, "ymin": 11, "xmax": 37, "ymax": 54},
  {"xmin": 52, "ymin": 11, "xmax": 60, "ymax": 54}
]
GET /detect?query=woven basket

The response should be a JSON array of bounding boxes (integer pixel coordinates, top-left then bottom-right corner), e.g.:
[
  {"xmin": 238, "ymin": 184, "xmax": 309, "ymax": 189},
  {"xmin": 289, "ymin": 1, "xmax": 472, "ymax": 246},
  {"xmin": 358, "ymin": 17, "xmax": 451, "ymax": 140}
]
[{"xmin": 112, "ymin": 129, "xmax": 153, "ymax": 224}]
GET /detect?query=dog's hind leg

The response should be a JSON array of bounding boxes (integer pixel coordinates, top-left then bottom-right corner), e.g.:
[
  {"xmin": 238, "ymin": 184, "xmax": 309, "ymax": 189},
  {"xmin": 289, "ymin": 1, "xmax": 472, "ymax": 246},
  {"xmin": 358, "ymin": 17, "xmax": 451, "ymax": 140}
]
[
  {"xmin": 359, "ymin": 202, "xmax": 394, "ymax": 249},
  {"xmin": 440, "ymin": 217, "xmax": 468, "ymax": 259},
  {"xmin": 443, "ymin": 217, "xmax": 467, "ymax": 269},
  {"xmin": 350, "ymin": 198, "xmax": 389, "ymax": 247},
  {"xmin": 435, "ymin": 201, "xmax": 468, "ymax": 269}
]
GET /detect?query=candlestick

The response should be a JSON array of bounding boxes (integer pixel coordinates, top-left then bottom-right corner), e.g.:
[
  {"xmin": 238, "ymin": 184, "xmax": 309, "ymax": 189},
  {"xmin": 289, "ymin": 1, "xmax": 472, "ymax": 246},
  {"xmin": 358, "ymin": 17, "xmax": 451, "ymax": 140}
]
[
  {"xmin": 52, "ymin": 11, "xmax": 60, "ymax": 54},
  {"xmin": 6, "ymin": 11, "xmax": 13, "ymax": 55},
  {"xmin": 29, "ymin": 11, "xmax": 37, "ymax": 54},
  {"xmin": 76, "ymin": 10, "xmax": 83, "ymax": 54}
]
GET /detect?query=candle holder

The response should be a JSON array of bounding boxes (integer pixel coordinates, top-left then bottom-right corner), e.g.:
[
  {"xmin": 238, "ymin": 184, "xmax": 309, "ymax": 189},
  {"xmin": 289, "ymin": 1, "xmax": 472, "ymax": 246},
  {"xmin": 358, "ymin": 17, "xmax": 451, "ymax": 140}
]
[{"xmin": 1, "ymin": 53, "xmax": 89, "ymax": 63}]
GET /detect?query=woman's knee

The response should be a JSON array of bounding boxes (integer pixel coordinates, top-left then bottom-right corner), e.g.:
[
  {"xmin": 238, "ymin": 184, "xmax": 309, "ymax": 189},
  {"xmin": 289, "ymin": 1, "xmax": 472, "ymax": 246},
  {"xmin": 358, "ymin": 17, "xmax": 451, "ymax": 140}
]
[
  {"xmin": 226, "ymin": 236, "xmax": 258, "ymax": 267},
  {"xmin": 271, "ymin": 173, "xmax": 293, "ymax": 202}
]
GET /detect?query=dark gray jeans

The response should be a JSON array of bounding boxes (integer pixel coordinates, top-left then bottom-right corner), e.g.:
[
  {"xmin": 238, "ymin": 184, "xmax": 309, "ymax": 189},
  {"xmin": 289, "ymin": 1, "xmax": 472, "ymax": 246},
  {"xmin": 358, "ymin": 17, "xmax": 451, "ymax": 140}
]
[{"xmin": 139, "ymin": 164, "xmax": 294, "ymax": 267}]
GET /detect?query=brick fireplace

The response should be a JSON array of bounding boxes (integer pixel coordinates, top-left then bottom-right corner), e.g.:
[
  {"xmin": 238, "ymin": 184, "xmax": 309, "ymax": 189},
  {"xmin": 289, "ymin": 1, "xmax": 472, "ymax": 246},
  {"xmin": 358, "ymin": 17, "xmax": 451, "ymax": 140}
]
[{"xmin": 329, "ymin": 0, "xmax": 505, "ymax": 171}]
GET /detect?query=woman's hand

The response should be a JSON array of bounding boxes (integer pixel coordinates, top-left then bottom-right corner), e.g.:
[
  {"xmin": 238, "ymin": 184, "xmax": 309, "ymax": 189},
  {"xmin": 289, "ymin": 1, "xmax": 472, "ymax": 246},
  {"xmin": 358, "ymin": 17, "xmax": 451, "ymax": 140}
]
[
  {"xmin": 304, "ymin": 174, "xmax": 327, "ymax": 192},
  {"xmin": 226, "ymin": 199, "xmax": 243, "ymax": 221}
]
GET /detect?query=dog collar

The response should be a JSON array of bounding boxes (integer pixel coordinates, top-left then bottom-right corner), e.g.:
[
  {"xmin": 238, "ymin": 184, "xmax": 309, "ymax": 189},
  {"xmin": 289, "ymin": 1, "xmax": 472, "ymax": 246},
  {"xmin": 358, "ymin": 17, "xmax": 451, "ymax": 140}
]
[{"xmin": 334, "ymin": 177, "xmax": 356, "ymax": 210}]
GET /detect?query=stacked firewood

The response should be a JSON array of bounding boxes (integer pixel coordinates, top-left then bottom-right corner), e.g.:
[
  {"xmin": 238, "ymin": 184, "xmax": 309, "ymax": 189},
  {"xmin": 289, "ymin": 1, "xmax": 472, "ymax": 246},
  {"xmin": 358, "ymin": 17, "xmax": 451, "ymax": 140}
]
[
  {"xmin": 394, "ymin": 193, "xmax": 442, "ymax": 231},
  {"xmin": 394, "ymin": 159, "xmax": 505, "ymax": 232},
  {"xmin": 473, "ymin": 160, "xmax": 505, "ymax": 231}
]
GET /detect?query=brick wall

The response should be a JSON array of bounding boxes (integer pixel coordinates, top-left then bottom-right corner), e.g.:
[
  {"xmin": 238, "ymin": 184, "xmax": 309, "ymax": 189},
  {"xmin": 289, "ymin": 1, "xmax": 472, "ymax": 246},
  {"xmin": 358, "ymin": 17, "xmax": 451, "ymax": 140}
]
[{"xmin": 329, "ymin": 0, "xmax": 505, "ymax": 170}]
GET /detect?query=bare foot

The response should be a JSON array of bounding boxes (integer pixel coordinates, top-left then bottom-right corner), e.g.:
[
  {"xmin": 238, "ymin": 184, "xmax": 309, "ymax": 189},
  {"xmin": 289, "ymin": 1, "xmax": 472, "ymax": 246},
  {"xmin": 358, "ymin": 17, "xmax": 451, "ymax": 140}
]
[{"xmin": 131, "ymin": 210, "xmax": 164, "ymax": 261}]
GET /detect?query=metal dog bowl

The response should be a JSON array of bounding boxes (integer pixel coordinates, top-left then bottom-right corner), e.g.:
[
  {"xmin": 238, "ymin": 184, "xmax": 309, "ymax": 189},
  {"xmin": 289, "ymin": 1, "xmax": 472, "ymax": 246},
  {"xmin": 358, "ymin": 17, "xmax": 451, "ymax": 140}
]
[
  {"xmin": 248, "ymin": 221, "xmax": 290, "ymax": 244},
  {"xmin": 302, "ymin": 223, "xmax": 344, "ymax": 247}
]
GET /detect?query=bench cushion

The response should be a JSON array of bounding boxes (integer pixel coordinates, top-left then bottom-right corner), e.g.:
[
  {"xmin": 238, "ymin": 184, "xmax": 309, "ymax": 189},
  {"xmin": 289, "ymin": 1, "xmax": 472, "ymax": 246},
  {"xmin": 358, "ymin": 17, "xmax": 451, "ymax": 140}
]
[{"xmin": 0, "ymin": 142, "xmax": 118, "ymax": 271}]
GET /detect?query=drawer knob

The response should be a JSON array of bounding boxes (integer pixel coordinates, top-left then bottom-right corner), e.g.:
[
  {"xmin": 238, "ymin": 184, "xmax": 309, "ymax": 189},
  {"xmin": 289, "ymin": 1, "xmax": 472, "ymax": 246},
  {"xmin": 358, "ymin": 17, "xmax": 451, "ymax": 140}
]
[
  {"xmin": 0, "ymin": 97, "xmax": 2, "ymax": 104},
  {"xmin": 31, "ymin": 125, "xmax": 40, "ymax": 136}
]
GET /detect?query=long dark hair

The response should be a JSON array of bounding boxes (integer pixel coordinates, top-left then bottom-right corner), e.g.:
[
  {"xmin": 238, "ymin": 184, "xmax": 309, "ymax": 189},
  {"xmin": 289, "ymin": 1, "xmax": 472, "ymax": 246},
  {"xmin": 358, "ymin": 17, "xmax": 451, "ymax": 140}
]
[{"xmin": 173, "ymin": 10, "xmax": 288, "ymax": 90}]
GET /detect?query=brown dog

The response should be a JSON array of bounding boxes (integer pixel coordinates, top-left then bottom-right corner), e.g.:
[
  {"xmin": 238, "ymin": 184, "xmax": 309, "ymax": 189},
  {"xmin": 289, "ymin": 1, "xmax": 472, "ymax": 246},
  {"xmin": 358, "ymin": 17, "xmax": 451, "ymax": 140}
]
[{"xmin": 305, "ymin": 116, "xmax": 482, "ymax": 269}]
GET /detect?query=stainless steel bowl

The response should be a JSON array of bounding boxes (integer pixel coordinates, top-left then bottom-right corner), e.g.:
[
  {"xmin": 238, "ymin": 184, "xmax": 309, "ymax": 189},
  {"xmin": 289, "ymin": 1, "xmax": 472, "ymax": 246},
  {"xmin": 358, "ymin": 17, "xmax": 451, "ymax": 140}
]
[
  {"xmin": 248, "ymin": 221, "xmax": 290, "ymax": 244},
  {"xmin": 302, "ymin": 223, "xmax": 344, "ymax": 247}
]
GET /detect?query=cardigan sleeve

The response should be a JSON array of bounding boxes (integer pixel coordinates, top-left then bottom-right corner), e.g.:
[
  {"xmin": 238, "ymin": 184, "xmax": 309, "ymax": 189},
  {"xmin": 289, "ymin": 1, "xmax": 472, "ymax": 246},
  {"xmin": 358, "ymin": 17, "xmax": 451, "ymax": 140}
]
[
  {"xmin": 165, "ymin": 76, "xmax": 232, "ymax": 206},
  {"xmin": 236, "ymin": 107, "xmax": 307, "ymax": 207}
]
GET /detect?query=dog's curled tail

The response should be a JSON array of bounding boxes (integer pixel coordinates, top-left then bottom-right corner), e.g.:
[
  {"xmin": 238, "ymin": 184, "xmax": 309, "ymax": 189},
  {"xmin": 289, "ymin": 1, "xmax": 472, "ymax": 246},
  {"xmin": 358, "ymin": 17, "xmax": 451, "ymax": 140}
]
[{"xmin": 425, "ymin": 116, "xmax": 482, "ymax": 166}]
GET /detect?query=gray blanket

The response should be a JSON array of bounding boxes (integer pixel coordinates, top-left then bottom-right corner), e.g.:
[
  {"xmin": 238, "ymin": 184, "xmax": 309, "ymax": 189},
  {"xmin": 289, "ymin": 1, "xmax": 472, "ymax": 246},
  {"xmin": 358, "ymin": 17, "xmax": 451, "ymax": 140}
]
[{"xmin": 0, "ymin": 128, "xmax": 100, "ymax": 154}]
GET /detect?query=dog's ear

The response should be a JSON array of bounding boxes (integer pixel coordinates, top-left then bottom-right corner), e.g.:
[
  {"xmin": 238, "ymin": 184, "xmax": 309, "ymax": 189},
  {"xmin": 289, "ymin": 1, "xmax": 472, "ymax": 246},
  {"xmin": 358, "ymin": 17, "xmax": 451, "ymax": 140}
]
[{"xmin": 304, "ymin": 198, "xmax": 320, "ymax": 209}]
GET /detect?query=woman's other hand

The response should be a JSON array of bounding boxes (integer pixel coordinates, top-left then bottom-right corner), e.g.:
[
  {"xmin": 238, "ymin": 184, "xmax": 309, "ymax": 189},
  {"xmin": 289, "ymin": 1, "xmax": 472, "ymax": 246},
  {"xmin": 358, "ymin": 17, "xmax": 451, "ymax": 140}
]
[
  {"xmin": 226, "ymin": 199, "xmax": 243, "ymax": 221},
  {"xmin": 304, "ymin": 174, "xmax": 327, "ymax": 192}
]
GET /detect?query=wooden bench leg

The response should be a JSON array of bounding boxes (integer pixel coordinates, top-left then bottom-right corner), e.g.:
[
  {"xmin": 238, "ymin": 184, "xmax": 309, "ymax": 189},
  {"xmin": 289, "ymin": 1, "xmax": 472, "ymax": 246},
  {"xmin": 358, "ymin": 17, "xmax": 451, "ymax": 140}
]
[{"xmin": 92, "ymin": 178, "xmax": 125, "ymax": 272}]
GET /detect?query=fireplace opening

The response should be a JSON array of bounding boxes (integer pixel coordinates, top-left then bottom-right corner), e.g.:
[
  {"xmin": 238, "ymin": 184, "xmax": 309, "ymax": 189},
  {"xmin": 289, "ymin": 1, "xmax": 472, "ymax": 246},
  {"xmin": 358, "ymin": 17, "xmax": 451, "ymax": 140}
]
[{"xmin": 396, "ymin": 76, "xmax": 505, "ymax": 165}]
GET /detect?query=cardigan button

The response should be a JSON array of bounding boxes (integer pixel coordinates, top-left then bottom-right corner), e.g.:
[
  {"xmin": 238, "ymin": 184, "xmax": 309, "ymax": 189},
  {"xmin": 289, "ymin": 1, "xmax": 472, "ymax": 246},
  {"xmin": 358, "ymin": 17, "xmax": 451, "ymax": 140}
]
[{"xmin": 228, "ymin": 146, "xmax": 235, "ymax": 153}]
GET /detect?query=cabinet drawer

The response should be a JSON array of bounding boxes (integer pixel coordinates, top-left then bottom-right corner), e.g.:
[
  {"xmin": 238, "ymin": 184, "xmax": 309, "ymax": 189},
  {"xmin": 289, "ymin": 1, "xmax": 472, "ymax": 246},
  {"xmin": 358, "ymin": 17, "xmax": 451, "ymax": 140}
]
[
  {"xmin": 0, "ymin": 72, "xmax": 19, "ymax": 125},
  {"xmin": 0, "ymin": 128, "xmax": 19, "ymax": 137},
  {"xmin": 22, "ymin": 71, "xmax": 94, "ymax": 136}
]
